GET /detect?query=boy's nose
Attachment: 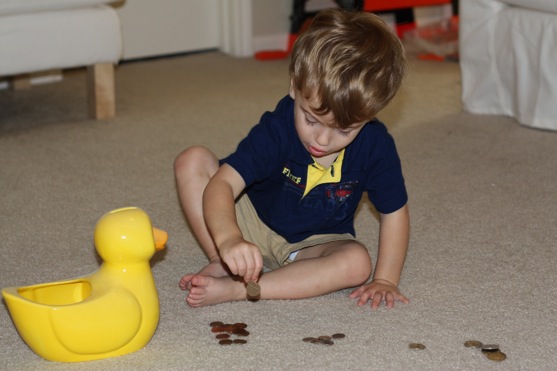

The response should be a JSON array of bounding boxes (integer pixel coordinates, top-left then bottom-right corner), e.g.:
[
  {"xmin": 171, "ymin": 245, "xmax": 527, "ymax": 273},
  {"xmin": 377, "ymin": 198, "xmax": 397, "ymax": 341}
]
[{"xmin": 315, "ymin": 127, "xmax": 331, "ymax": 146}]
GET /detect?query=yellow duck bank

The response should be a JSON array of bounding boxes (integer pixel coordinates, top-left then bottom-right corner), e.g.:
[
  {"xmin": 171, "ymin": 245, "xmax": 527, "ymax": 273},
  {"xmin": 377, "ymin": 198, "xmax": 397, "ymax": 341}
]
[{"xmin": 1, "ymin": 207, "xmax": 167, "ymax": 362}]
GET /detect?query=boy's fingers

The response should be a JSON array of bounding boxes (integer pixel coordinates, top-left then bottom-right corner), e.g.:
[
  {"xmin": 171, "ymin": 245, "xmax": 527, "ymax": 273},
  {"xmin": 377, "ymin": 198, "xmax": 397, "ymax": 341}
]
[{"xmin": 370, "ymin": 293, "xmax": 383, "ymax": 309}]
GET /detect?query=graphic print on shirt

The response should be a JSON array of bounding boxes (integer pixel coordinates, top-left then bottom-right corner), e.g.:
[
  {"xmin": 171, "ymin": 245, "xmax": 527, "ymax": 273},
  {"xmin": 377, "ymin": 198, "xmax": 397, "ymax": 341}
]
[
  {"xmin": 281, "ymin": 162, "xmax": 358, "ymax": 222},
  {"xmin": 325, "ymin": 181, "xmax": 358, "ymax": 204}
]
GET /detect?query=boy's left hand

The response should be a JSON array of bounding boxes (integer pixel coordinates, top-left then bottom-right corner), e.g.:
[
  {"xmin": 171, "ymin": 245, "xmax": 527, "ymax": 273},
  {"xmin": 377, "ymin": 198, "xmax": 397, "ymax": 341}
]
[{"xmin": 349, "ymin": 279, "xmax": 409, "ymax": 309}]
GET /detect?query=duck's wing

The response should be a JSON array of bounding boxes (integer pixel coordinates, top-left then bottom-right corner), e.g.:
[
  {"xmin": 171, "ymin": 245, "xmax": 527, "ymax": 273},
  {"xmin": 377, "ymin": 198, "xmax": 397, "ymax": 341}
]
[{"xmin": 49, "ymin": 287, "xmax": 142, "ymax": 354}]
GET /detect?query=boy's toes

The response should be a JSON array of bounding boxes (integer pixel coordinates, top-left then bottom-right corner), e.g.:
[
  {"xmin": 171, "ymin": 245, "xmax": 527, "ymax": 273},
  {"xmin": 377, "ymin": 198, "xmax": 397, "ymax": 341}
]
[
  {"xmin": 191, "ymin": 274, "xmax": 211, "ymax": 287},
  {"xmin": 179, "ymin": 274, "xmax": 195, "ymax": 290}
]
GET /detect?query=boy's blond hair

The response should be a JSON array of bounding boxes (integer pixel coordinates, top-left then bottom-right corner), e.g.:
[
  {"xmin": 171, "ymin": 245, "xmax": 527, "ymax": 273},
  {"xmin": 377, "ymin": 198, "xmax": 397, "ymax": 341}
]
[{"xmin": 290, "ymin": 8, "xmax": 406, "ymax": 129}]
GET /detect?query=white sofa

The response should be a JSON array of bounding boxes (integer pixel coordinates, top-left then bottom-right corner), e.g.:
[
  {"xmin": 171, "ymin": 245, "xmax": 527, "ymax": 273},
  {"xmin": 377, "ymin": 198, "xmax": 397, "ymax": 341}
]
[
  {"xmin": 0, "ymin": 0, "xmax": 122, "ymax": 119},
  {"xmin": 459, "ymin": 0, "xmax": 557, "ymax": 131}
]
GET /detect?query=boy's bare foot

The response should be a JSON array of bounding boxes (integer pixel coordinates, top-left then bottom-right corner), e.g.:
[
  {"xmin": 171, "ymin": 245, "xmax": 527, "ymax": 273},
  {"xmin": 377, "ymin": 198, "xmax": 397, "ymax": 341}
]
[
  {"xmin": 179, "ymin": 259, "xmax": 230, "ymax": 290},
  {"xmin": 185, "ymin": 274, "xmax": 245, "ymax": 307}
]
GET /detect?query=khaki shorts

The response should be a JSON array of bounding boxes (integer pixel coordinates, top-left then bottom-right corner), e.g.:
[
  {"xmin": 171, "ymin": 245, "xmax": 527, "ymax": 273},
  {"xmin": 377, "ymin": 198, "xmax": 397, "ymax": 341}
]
[{"xmin": 235, "ymin": 194, "xmax": 361, "ymax": 269}]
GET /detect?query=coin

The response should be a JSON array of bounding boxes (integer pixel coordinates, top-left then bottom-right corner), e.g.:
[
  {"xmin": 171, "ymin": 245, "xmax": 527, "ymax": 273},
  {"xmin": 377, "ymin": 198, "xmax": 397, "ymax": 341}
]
[
  {"xmin": 233, "ymin": 339, "xmax": 248, "ymax": 344},
  {"xmin": 233, "ymin": 329, "xmax": 250, "ymax": 336},
  {"xmin": 234, "ymin": 322, "xmax": 248, "ymax": 329},
  {"xmin": 211, "ymin": 326, "xmax": 225, "ymax": 333},
  {"xmin": 318, "ymin": 335, "xmax": 332, "ymax": 341},
  {"xmin": 303, "ymin": 337, "xmax": 316, "ymax": 342},
  {"xmin": 483, "ymin": 350, "xmax": 506, "ymax": 362},
  {"xmin": 246, "ymin": 281, "xmax": 260, "ymax": 297},
  {"xmin": 219, "ymin": 339, "xmax": 233, "ymax": 345},
  {"xmin": 481, "ymin": 344, "xmax": 500, "ymax": 351},
  {"xmin": 332, "ymin": 333, "xmax": 346, "ymax": 339},
  {"xmin": 216, "ymin": 333, "xmax": 230, "ymax": 339},
  {"xmin": 464, "ymin": 340, "xmax": 483, "ymax": 348},
  {"xmin": 409, "ymin": 343, "xmax": 426, "ymax": 350},
  {"xmin": 210, "ymin": 321, "xmax": 224, "ymax": 327}
]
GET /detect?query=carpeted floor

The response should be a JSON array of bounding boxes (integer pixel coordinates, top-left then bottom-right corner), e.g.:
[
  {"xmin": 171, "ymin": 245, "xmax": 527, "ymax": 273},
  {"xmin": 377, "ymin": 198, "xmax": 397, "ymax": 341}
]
[{"xmin": 1, "ymin": 51, "xmax": 556, "ymax": 370}]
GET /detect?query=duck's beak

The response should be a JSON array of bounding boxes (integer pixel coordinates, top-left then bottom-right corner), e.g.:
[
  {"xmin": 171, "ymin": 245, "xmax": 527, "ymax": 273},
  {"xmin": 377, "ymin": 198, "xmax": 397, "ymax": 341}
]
[{"xmin": 153, "ymin": 228, "xmax": 168, "ymax": 251}]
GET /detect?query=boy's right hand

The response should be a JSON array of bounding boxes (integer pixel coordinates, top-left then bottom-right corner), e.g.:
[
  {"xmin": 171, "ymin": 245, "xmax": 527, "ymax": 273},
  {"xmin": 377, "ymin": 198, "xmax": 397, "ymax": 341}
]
[{"xmin": 218, "ymin": 236, "xmax": 263, "ymax": 283}]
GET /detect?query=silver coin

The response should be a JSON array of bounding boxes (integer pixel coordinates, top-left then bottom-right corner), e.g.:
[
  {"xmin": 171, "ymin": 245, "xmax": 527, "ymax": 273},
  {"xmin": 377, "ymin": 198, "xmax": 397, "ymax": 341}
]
[{"xmin": 481, "ymin": 344, "xmax": 500, "ymax": 351}]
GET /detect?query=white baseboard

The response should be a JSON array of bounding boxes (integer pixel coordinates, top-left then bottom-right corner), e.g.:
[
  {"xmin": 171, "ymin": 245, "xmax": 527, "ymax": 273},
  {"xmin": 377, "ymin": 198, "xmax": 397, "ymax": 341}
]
[{"xmin": 0, "ymin": 70, "xmax": 63, "ymax": 90}]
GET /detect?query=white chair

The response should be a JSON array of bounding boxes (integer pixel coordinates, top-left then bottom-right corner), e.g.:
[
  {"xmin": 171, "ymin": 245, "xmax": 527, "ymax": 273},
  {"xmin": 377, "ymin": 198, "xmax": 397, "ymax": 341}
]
[
  {"xmin": 0, "ymin": 0, "xmax": 123, "ymax": 119},
  {"xmin": 459, "ymin": 0, "xmax": 557, "ymax": 131}
]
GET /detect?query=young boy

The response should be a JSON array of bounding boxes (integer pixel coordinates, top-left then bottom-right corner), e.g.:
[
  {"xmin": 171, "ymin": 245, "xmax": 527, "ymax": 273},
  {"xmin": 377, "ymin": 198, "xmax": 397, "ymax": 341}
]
[{"xmin": 175, "ymin": 8, "xmax": 410, "ymax": 309}]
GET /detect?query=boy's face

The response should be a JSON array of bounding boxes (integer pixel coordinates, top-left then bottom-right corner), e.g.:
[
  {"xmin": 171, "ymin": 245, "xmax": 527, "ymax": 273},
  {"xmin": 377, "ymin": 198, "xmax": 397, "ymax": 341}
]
[{"xmin": 290, "ymin": 86, "xmax": 365, "ymax": 160}]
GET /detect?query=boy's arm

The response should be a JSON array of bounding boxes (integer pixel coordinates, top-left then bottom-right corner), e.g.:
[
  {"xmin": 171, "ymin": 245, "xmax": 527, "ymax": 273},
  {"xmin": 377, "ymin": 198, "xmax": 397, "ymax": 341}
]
[
  {"xmin": 203, "ymin": 164, "xmax": 263, "ymax": 283},
  {"xmin": 349, "ymin": 203, "xmax": 410, "ymax": 308}
]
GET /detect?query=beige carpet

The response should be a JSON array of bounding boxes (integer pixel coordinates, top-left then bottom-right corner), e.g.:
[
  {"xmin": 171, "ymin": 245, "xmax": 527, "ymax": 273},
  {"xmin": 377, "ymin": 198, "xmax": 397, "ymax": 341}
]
[{"xmin": 1, "ymin": 51, "xmax": 556, "ymax": 370}]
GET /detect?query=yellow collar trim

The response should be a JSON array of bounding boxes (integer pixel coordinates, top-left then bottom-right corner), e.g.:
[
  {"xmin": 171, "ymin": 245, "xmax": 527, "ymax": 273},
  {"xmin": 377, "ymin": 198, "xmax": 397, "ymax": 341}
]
[{"xmin": 303, "ymin": 149, "xmax": 345, "ymax": 197}]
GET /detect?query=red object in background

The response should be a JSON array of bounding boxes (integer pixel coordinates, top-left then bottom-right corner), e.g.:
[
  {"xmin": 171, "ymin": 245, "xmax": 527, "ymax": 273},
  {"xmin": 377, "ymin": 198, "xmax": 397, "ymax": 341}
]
[
  {"xmin": 254, "ymin": 0, "xmax": 452, "ymax": 61},
  {"xmin": 363, "ymin": 0, "xmax": 451, "ymax": 12},
  {"xmin": 254, "ymin": 33, "xmax": 298, "ymax": 61}
]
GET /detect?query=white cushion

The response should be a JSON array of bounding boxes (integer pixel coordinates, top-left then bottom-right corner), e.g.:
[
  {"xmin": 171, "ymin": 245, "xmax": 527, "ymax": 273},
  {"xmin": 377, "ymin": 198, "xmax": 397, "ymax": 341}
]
[
  {"xmin": 498, "ymin": 0, "xmax": 557, "ymax": 14},
  {"xmin": 0, "ymin": 5, "xmax": 122, "ymax": 76},
  {"xmin": 0, "ymin": 0, "xmax": 117, "ymax": 16},
  {"xmin": 460, "ymin": 0, "xmax": 557, "ymax": 130}
]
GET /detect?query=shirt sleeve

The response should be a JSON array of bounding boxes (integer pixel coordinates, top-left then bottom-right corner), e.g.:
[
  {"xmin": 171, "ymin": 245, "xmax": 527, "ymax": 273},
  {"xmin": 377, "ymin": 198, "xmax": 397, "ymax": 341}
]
[{"xmin": 365, "ymin": 127, "xmax": 408, "ymax": 214}]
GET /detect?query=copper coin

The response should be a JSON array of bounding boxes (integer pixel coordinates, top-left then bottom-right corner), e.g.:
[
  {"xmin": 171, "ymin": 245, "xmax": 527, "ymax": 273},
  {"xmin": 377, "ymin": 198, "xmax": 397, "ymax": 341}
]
[
  {"xmin": 233, "ymin": 339, "xmax": 248, "ymax": 344},
  {"xmin": 210, "ymin": 321, "xmax": 224, "ymax": 327},
  {"xmin": 219, "ymin": 339, "xmax": 233, "ymax": 345},
  {"xmin": 409, "ymin": 343, "xmax": 426, "ymax": 350},
  {"xmin": 216, "ymin": 333, "xmax": 230, "ymax": 339},
  {"xmin": 320, "ymin": 339, "xmax": 334, "ymax": 345},
  {"xmin": 464, "ymin": 340, "xmax": 483, "ymax": 348},
  {"xmin": 332, "ymin": 333, "xmax": 346, "ymax": 339},
  {"xmin": 318, "ymin": 335, "xmax": 332, "ymax": 341},
  {"xmin": 246, "ymin": 281, "xmax": 260, "ymax": 297},
  {"xmin": 483, "ymin": 350, "xmax": 506, "ymax": 362},
  {"xmin": 234, "ymin": 322, "xmax": 248, "ymax": 329},
  {"xmin": 303, "ymin": 337, "xmax": 316, "ymax": 343},
  {"xmin": 211, "ymin": 326, "xmax": 225, "ymax": 333},
  {"xmin": 233, "ymin": 329, "xmax": 250, "ymax": 336},
  {"xmin": 222, "ymin": 325, "xmax": 235, "ymax": 333}
]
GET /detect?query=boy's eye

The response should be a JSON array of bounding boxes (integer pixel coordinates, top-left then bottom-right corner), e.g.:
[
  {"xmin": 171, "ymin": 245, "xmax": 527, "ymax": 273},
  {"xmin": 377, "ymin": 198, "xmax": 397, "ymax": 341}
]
[
  {"xmin": 305, "ymin": 118, "xmax": 317, "ymax": 126},
  {"xmin": 338, "ymin": 129, "xmax": 351, "ymax": 137}
]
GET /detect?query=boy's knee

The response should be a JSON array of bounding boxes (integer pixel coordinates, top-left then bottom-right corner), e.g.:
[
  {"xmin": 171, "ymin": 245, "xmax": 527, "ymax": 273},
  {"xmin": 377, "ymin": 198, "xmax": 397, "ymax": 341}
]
[
  {"xmin": 341, "ymin": 243, "xmax": 372, "ymax": 284},
  {"xmin": 174, "ymin": 146, "xmax": 213, "ymax": 175},
  {"xmin": 350, "ymin": 242, "xmax": 373, "ymax": 285}
]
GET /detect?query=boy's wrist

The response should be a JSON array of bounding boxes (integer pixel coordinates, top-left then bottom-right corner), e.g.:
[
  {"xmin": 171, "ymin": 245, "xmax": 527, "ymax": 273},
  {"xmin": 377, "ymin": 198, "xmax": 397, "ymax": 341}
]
[{"xmin": 372, "ymin": 278, "xmax": 397, "ymax": 287}]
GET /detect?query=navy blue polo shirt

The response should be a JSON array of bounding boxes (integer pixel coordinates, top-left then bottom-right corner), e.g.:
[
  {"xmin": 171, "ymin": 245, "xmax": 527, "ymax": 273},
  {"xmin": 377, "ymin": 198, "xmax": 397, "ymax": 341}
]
[{"xmin": 222, "ymin": 95, "xmax": 407, "ymax": 243}]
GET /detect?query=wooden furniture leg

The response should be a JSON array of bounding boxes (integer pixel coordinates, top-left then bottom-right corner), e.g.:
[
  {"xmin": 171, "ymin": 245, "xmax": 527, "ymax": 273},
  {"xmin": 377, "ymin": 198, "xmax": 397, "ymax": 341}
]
[
  {"xmin": 87, "ymin": 63, "xmax": 116, "ymax": 120},
  {"xmin": 10, "ymin": 74, "xmax": 32, "ymax": 90}
]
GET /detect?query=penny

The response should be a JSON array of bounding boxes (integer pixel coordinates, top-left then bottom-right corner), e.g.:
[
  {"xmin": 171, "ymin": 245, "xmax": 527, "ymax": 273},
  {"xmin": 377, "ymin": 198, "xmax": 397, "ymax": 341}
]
[
  {"xmin": 234, "ymin": 322, "xmax": 248, "ymax": 329},
  {"xmin": 233, "ymin": 329, "xmax": 250, "ymax": 336},
  {"xmin": 246, "ymin": 281, "xmax": 261, "ymax": 297},
  {"xmin": 464, "ymin": 340, "xmax": 483, "ymax": 348},
  {"xmin": 222, "ymin": 324, "xmax": 235, "ymax": 333},
  {"xmin": 210, "ymin": 321, "xmax": 224, "ymax": 327},
  {"xmin": 318, "ymin": 335, "xmax": 332, "ymax": 341},
  {"xmin": 216, "ymin": 333, "xmax": 230, "ymax": 339},
  {"xmin": 211, "ymin": 326, "xmax": 225, "ymax": 333},
  {"xmin": 332, "ymin": 333, "xmax": 346, "ymax": 339},
  {"xmin": 219, "ymin": 339, "xmax": 233, "ymax": 345},
  {"xmin": 409, "ymin": 343, "xmax": 426, "ymax": 350},
  {"xmin": 303, "ymin": 337, "xmax": 317, "ymax": 343},
  {"xmin": 233, "ymin": 339, "xmax": 248, "ymax": 344},
  {"xmin": 483, "ymin": 350, "xmax": 506, "ymax": 362}
]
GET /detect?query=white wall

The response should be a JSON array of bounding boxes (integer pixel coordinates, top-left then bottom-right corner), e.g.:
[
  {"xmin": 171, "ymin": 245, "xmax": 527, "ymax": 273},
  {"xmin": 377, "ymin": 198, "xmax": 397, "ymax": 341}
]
[{"xmin": 115, "ymin": 0, "xmax": 220, "ymax": 60}]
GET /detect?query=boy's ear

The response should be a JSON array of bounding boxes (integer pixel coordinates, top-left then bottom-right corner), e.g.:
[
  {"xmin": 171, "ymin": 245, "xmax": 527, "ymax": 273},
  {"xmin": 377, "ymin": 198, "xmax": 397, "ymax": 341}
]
[{"xmin": 289, "ymin": 79, "xmax": 295, "ymax": 99}]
